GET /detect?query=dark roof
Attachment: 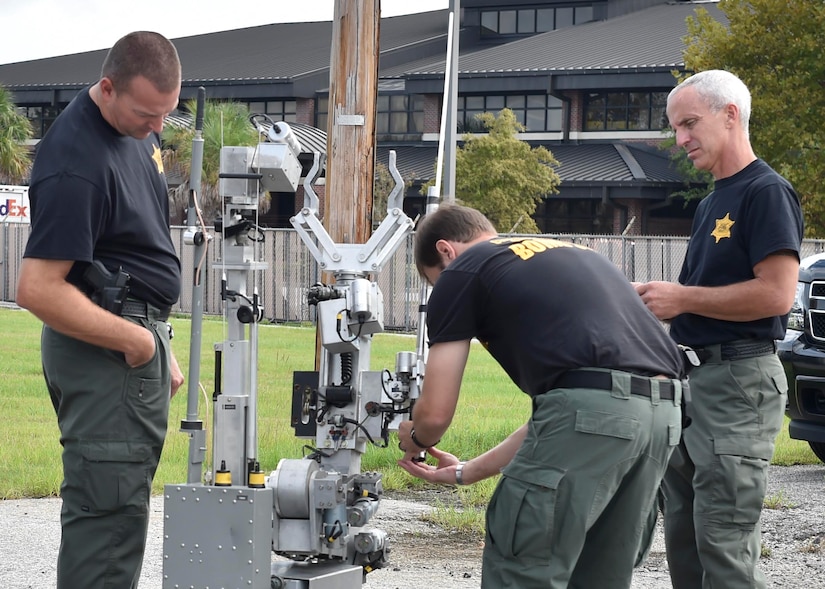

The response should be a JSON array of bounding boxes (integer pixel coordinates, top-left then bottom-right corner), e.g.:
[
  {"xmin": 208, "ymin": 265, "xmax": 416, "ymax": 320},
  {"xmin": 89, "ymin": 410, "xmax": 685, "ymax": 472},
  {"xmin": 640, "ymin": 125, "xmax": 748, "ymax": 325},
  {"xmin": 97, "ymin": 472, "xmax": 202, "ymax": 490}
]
[
  {"xmin": 0, "ymin": 10, "xmax": 450, "ymax": 91},
  {"xmin": 0, "ymin": 3, "xmax": 726, "ymax": 94},
  {"xmin": 550, "ymin": 143, "xmax": 682, "ymax": 185},
  {"xmin": 377, "ymin": 141, "xmax": 683, "ymax": 189},
  {"xmin": 405, "ymin": 2, "xmax": 727, "ymax": 77},
  {"xmin": 376, "ymin": 145, "xmax": 440, "ymax": 181}
]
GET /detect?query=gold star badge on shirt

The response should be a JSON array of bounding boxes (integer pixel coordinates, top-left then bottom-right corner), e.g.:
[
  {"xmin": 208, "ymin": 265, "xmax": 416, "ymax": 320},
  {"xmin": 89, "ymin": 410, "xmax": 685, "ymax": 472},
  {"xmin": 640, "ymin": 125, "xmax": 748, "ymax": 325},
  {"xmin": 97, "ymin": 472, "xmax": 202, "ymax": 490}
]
[
  {"xmin": 711, "ymin": 212, "xmax": 735, "ymax": 243},
  {"xmin": 151, "ymin": 144, "xmax": 164, "ymax": 174}
]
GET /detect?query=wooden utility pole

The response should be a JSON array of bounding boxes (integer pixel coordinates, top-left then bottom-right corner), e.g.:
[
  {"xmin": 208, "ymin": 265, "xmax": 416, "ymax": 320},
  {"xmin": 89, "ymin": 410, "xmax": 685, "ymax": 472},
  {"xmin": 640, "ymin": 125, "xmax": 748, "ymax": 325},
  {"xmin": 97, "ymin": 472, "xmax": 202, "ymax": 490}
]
[
  {"xmin": 326, "ymin": 0, "xmax": 380, "ymax": 244},
  {"xmin": 315, "ymin": 0, "xmax": 380, "ymax": 369}
]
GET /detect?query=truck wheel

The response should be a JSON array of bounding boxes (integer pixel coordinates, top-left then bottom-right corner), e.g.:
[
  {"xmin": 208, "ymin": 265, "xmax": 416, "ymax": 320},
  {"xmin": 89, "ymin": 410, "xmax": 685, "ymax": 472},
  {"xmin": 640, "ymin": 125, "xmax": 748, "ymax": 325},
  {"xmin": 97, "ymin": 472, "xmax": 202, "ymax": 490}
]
[{"xmin": 809, "ymin": 442, "xmax": 825, "ymax": 463}]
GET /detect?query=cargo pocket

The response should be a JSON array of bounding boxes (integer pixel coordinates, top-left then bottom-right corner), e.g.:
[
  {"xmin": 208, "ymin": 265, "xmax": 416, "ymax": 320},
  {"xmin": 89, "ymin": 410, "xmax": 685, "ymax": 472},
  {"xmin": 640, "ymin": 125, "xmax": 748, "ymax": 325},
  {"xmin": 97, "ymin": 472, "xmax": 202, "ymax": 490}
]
[
  {"xmin": 486, "ymin": 460, "xmax": 565, "ymax": 564},
  {"xmin": 709, "ymin": 436, "xmax": 774, "ymax": 525},
  {"xmin": 125, "ymin": 366, "xmax": 168, "ymax": 441},
  {"xmin": 78, "ymin": 440, "xmax": 153, "ymax": 514}
]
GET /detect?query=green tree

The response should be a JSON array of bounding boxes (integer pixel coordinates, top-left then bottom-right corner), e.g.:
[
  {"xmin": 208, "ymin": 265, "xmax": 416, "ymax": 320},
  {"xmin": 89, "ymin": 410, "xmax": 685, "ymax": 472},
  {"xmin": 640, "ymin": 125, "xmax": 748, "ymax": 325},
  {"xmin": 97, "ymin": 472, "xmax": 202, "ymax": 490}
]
[
  {"xmin": 163, "ymin": 99, "xmax": 261, "ymax": 223},
  {"xmin": 681, "ymin": 0, "xmax": 825, "ymax": 235},
  {"xmin": 454, "ymin": 108, "xmax": 560, "ymax": 233},
  {"xmin": 0, "ymin": 85, "xmax": 34, "ymax": 184}
]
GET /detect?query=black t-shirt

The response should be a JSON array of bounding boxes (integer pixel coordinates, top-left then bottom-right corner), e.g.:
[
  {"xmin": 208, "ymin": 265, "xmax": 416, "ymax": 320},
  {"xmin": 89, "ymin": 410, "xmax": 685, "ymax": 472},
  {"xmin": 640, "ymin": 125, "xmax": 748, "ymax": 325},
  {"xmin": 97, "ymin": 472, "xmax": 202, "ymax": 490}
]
[
  {"xmin": 24, "ymin": 87, "xmax": 181, "ymax": 308},
  {"xmin": 426, "ymin": 237, "xmax": 685, "ymax": 397},
  {"xmin": 670, "ymin": 159, "xmax": 803, "ymax": 347}
]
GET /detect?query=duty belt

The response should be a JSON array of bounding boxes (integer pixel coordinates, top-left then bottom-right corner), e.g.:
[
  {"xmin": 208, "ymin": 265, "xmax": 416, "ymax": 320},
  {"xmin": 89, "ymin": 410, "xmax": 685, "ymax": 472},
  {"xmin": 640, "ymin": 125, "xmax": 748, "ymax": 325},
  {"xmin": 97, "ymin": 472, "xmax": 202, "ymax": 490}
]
[
  {"xmin": 555, "ymin": 369, "xmax": 676, "ymax": 401},
  {"xmin": 692, "ymin": 339, "xmax": 776, "ymax": 363},
  {"xmin": 121, "ymin": 298, "xmax": 171, "ymax": 322}
]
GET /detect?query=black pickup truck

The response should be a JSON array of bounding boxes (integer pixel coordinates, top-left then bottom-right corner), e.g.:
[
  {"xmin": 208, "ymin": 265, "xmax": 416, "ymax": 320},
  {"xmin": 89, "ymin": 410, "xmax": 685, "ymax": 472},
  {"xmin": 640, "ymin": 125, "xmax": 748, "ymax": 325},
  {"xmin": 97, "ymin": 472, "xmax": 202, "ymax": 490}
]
[{"xmin": 778, "ymin": 253, "xmax": 825, "ymax": 462}]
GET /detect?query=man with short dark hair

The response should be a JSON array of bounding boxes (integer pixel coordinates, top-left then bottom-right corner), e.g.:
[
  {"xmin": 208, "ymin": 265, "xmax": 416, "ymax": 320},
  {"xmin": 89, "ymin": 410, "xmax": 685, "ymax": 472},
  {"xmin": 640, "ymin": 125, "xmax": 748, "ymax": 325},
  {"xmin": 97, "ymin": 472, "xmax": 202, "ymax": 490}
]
[
  {"xmin": 16, "ymin": 31, "xmax": 184, "ymax": 588},
  {"xmin": 398, "ymin": 204, "xmax": 686, "ymax": 588}
]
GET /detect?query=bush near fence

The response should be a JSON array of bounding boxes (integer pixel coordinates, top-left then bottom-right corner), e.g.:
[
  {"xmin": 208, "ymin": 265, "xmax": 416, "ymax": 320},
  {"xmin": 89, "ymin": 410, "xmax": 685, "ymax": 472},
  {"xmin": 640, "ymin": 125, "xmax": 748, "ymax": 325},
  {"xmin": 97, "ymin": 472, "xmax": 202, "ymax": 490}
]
[{"xmin": 2, "ymin": 224, "xmax": 824, "ymax": 331}]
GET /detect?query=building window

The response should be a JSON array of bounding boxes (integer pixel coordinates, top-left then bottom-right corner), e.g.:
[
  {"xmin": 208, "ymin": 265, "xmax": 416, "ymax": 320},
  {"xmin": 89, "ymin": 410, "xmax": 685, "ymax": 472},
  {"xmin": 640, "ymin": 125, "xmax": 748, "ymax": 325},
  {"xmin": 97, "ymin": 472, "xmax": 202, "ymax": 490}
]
[
  {"xmin": 458, "ymin": 94, "xmax": 563, "ymax": 132},
  {"xmin": 315, "ymin": 96, "xmax": 328, "ymax": 131},
  {"xmin": 585, "ymin": 91, "xmax": 669, "ymax": 131},
  {"xmin": 246, "ymin": 100, "xmax": 296, "ymax": 123},
  {"xmin": 376, "ymin": 94, "xmax": 424, "ymax": 134},
  {"xmin": 481, "ymin": 5, "xmax": 595, "ymax": 36},
  {"xmin": 537, "ymin": 199, "xmax": 614, "ymax": 234},
  {"xmin": 17, "ymin": 104, "xmax": 62, "ymax": 139},
  {"xmin": 316, "ymin": 94, "xmax": 423, "ymax": 135}
]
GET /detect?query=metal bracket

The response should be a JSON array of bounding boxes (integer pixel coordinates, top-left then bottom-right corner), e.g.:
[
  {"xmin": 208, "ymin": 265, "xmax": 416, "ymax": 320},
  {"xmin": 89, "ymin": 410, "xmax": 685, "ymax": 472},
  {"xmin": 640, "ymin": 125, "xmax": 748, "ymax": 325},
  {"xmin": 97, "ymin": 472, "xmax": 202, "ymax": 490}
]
[{"xmin": 290, "ymin": 150, "xmax": 414, "ymax": 275}]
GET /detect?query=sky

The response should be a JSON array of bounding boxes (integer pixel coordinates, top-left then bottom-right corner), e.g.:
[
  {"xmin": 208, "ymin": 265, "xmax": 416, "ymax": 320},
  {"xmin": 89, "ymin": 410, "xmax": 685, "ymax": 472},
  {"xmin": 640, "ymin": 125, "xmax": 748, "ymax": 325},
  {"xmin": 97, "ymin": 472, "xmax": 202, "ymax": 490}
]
[{"xmin": 0, "ymin": 0, "xmax": 449, "ymax": 65}]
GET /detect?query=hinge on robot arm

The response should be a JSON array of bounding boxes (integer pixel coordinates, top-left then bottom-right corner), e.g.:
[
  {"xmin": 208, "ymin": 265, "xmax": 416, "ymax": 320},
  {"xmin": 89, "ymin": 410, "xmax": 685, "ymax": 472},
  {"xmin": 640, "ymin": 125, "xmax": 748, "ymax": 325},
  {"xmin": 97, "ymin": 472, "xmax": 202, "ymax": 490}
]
[
  {"xmin": 358, "ymin": 210, "xmax": 414, "ymax": 272},
  {"xmin": 290, "ymin": 208, "xmax": 342, "ymax": 268}
]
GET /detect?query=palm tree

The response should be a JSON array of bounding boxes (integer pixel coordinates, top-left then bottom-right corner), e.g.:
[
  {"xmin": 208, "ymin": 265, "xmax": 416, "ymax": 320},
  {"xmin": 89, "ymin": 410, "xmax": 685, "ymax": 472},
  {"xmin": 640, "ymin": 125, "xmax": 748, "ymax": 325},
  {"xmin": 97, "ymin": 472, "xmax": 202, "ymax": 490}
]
[
  {"xmin": 0, "ymin": 84, "xmax": 34, "ymax": 184},
  {"xmin": 163, "ymin": 99, "xmax": 261, "ymax": 223}
]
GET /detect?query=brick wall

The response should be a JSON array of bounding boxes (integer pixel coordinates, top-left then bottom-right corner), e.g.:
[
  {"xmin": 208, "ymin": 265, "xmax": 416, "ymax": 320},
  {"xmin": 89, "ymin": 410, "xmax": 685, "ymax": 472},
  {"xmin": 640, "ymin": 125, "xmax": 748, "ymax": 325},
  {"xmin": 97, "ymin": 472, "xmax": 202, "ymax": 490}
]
[
  {"xmin": 423, "ymin": 95, "xmax": 441, "ymax": 133},
  {"xmin": 296, "ymin": 98, "xmax": 314, "ymax": 125}
]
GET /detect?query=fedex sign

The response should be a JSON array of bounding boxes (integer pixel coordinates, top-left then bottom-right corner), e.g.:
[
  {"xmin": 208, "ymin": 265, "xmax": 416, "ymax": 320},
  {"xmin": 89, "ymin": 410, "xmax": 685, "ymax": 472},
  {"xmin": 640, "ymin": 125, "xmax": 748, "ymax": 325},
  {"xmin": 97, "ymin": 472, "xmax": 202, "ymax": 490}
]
[{"xmin": 0, "ymin": 185, "xmax": 30, "ymax": 224}]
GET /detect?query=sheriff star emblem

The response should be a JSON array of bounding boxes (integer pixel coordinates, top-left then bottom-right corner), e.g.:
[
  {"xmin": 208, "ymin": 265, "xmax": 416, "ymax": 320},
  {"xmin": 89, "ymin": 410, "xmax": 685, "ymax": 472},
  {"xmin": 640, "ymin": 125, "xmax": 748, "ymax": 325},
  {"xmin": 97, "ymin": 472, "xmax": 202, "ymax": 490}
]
[
  {"xmin": 711, "ymin": 212, "xmax": 735, "ymax": 243},
  {"xmin": 151, "ymin": 144, "xmax": 164, "ymax": 174}
]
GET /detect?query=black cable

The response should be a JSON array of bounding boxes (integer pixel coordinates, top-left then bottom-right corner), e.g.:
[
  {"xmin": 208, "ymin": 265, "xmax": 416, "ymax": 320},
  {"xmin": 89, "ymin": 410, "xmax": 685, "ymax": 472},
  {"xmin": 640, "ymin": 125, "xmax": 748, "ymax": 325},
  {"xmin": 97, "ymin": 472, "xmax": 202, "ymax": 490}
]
[
  {"xmin": 341, "ymin": 353, "xmax": 353, "ymax": 384},
  {"xmin": 342, "ymin": 416, "xmax": 383, "ymax": 447},
  {"xmin": 326, "ymin": 520, "xmax": 344, "ymax": 541},
  {"xmin": 380, "ymin": 369, "xmax": 393, "ymax": 396},
  {"xmin": 301, "ymin": 444, "xmax": 332, "ymax": 462},
  {"xmin": 336, "ymin": 312, "xmax": 361, "ymax": 343}
]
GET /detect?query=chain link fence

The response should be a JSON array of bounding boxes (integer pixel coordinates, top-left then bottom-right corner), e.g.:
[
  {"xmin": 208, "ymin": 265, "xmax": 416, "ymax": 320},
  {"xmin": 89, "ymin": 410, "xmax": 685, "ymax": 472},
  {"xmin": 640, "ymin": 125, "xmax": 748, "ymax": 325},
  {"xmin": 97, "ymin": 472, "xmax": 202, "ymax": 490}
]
[{"xmin": 4, "ymin": 223, "xmax": 825, "ymax": 332}]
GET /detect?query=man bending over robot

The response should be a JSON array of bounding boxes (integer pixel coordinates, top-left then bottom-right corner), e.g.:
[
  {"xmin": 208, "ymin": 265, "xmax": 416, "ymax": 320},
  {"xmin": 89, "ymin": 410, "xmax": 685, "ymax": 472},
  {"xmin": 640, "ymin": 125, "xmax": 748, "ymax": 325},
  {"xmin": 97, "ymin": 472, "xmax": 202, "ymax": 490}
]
[{"xmin": 398, "ymin": 204, "xmax": 686, "ymax": 589}]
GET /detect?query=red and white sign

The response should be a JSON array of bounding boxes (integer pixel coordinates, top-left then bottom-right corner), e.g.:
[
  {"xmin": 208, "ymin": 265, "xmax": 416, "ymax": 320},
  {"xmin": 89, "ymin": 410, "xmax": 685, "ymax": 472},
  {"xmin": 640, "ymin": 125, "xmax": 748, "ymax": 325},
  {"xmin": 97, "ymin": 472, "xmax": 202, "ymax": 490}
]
[{"xmin": 0, "ymin": 185, "xmax": 30, "ymax": 224}]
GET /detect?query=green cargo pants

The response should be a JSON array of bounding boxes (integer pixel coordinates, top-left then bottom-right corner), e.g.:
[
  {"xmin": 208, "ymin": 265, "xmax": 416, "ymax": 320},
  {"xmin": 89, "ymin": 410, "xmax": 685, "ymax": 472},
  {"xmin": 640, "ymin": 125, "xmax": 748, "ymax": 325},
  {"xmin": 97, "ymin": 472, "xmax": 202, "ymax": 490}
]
[
  {"xmin": 481, "ymin": 369, "xmax": 683, "ymax": 588},
  {"xmin": 41, "ymin": 310, "xmax": 171, "ymax": 589},
  {"xmin": 660, "ymin": 352, "xmax": 786, "ymax": 589}
]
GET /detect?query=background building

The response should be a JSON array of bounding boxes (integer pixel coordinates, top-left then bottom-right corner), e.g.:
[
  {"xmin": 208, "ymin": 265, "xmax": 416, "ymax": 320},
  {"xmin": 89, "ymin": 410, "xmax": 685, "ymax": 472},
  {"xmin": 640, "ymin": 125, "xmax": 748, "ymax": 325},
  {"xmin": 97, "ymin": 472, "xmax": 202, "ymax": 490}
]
[{"xmin": 0, "ymin": 0, "xmax": 725, "ymax": 235}]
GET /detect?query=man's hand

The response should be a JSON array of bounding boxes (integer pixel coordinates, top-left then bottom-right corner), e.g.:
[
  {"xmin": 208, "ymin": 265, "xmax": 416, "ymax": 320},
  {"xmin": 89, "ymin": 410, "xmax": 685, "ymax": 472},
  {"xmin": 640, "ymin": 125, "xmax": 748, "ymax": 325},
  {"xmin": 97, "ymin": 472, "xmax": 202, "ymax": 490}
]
[
  {"xmin": 634, "ymin": 280, "xmax": 684, "ymax": 321},
  {"xmin": 636, "ymin": 253, "xmax": 799, "ymax": 323},
  {"xmin": 398, "ymin": 446, "xmax": 463, "ymax": 485},
  {"xmin": 124, "ymin": 327, "xmax": 157, "ymax": 368},
  {"xmin": 17, "ymin": 258, "xmax": 162, "ymax": 362},
  {"xmin": 170, "ymin": 351, "xmax": 184, "ymax": 397},
  {"xmin": 397, "ymin": 420, "xmax": 425, "ymax": 462}
]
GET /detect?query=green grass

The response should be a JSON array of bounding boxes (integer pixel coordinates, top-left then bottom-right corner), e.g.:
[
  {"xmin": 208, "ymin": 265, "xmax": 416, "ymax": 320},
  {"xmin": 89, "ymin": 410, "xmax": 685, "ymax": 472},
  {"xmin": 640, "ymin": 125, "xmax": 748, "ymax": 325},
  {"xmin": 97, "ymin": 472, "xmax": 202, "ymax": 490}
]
[
  {"xmin": 1, "ymin": 306, "xmax": 820, "ymax": 535},
  {"xmin": 0, "ymin": 307, "xmax": 530, "ymax": 501},
  {"xmin": 763, "ymin": 489, "xmax": 796, "ymax": 510}
]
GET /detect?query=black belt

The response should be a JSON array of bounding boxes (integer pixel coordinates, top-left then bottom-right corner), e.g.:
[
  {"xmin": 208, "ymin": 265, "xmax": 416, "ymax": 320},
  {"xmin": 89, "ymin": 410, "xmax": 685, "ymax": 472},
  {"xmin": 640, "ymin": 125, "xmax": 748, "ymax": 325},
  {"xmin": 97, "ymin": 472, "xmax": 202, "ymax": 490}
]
[
  {"xmin": 555, "ymin": 370, "xmax": 675, "ymax": 400},
  {"xmin": 692, "ymin": 339, "xmax": 776, "ymax": 363},
  {"xmin": 121, "ymin": 298, "xmax": 170, "ymax": 321}
]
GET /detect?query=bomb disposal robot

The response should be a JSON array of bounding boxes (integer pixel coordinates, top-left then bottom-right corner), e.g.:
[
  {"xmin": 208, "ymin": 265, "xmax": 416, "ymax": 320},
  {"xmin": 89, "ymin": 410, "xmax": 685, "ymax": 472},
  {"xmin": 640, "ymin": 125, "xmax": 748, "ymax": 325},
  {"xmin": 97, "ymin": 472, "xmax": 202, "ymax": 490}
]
[{"xmin": 162, "ymin": 117, "xmax": 425, "ymax": 589}]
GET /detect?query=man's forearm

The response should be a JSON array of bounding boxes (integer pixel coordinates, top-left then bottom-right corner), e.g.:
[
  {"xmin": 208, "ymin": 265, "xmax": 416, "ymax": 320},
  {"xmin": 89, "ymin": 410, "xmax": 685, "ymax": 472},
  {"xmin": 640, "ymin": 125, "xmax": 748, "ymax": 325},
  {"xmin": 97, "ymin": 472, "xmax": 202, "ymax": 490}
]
[
  {"xmin": 682, "ymin": 280, "xmax": 792, "ymax": 322},
  {"xmin": 21, "ymin": 278, "xmax": 154, "ymax": 361},
  {"xmin": 407, "ymin": 412, "xmax": 449, "ymax": 449},
  {"xmin": 460, "ymin": 423, "xmax": 528, "ymax": 485}
]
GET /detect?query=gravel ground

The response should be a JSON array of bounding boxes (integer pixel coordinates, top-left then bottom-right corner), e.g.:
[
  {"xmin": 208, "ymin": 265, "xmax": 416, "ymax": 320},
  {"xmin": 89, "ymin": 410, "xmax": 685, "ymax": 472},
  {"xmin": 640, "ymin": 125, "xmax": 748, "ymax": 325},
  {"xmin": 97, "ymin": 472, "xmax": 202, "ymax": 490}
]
[{"xmin": 2, "ymin": 464, "xmax": 823, "ymax": 589}]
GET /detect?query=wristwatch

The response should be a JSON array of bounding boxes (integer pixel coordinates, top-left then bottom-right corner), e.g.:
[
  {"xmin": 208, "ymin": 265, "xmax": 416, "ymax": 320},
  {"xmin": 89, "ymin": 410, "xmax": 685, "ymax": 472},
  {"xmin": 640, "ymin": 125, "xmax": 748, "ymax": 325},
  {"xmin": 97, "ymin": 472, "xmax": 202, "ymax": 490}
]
[{"xmin": 455, "ymin": 461, "xmax": 467, "ymax": 485}]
